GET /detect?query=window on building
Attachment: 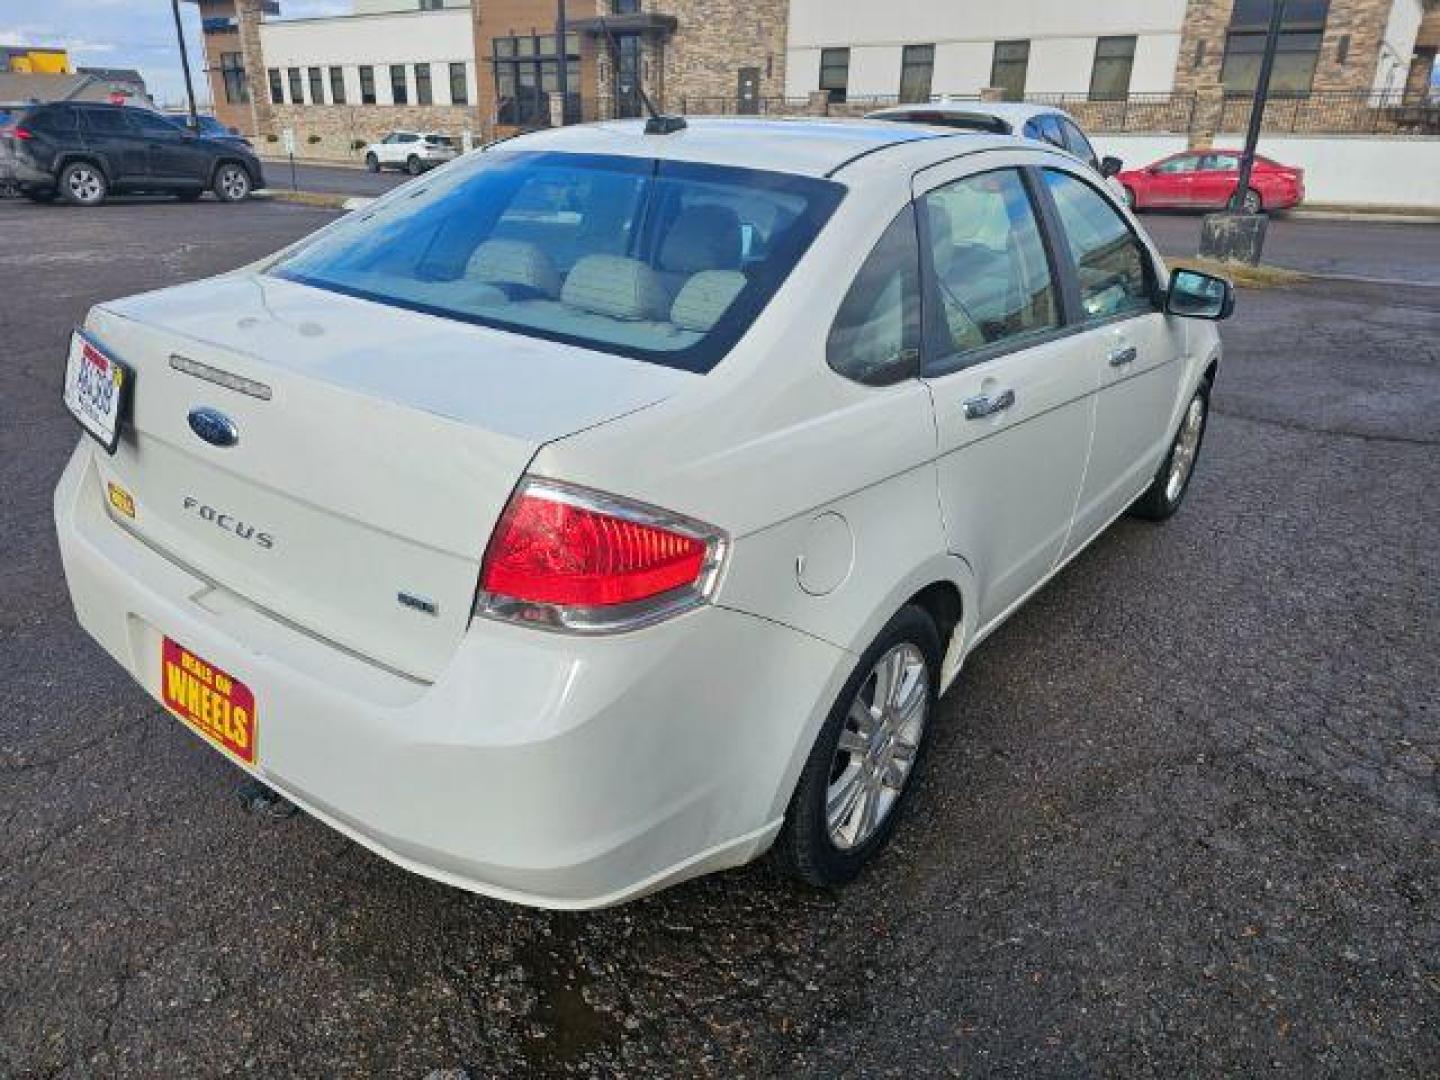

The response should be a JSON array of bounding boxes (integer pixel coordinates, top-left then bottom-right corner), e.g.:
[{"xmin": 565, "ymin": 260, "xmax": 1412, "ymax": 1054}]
[
  {"xmin": 493, "ymin": 33, "xmax": 580, "ymax": 127},
  {"xmin": 390, "ymin": 64, "xmax": 408, "ymax": 104},
  {"xmin": 612, "ymin": 0, "xmax": 641, "ymax": 12},
  {"xmin": 899, "ymin": 44, "xmax": 934, "ymax": 103},
  {"xmin": 1089, "ymin": 36, "xmax": 1136, "ymax": 101},
  {"xmin": 819, "ymin": 47, "xmax": 850, "ymax": 104},
  {"xmin": 990, "ymin": 40, "xmax": 1029, "ymax": 101},
  {"xmin": 220, "ymin": 52, "xmax": 249, "ymax": 104},
  {"xmin": 330, "ymin": 66, "xmax": 346, "ymax": 104},
  {"xmin": 287, "ymin": 67, "xmax": 303, "ymax": 104},
  {"xmin": 414, "ymin": 62, "xmax": 432, "ymax": 105},
  {"xmin": 308, "ymin": 66, "xmax": 325, "ymax": 105},
  {"xmin": 419, "ymin": 0, "xmax": 443, "ymax": 9},
  {"xmin": 1221, "ymin": 0, "xmax": 1330, "ymax": 96},
  {"xmin": 449, "ymin": 62, "xmax": 468, "ymax": 105},
  {"xmin": 359, "ymin": 65, "xmax": 376, "ymax": 105},
  {"xmin": 268, "ymin": 67, "xmax": 284, "ymax": 105}
]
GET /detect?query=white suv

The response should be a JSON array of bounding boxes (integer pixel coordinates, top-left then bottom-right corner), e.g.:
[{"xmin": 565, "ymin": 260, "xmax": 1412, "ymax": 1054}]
[
  {"xmin": 363, "ymin": 130, "xmax": 460, "ymax": 175},
  {"xmin": 56, "ymin": 118, "xmax": 1231, "ymax": 908}
]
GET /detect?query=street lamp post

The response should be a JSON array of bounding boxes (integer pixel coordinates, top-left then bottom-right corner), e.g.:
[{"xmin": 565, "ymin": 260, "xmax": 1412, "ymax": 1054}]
[
  {"xmin": 170, "ymin": 0, "xmax": 200, "ymax": 129},
  {"xmin": 556, "ymin": 0, "xmax": 569, "ymax": 125},
  {"xmin": 1231, "ymin": 0, "xmax": 1288, "ymax": 211}
]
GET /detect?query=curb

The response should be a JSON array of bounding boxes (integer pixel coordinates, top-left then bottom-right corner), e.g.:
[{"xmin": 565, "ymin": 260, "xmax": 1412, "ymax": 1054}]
[
  {"xmin": 1286, "ymin": 209, "xmax": 1440, "ymax": 225},
  {"xmin": 254, "ymin": 189, "xmax": 351, "ymax": 210}
]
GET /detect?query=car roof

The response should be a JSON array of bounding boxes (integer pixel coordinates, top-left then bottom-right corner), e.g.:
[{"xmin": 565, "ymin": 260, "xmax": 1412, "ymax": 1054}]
[
  {"xmin": 868, "ymin": 100, "xmax": 1070, "ymax": 129},
  {"xmin": 491, "ymin": 116, "xmax": 1011, "ymax": 178}
]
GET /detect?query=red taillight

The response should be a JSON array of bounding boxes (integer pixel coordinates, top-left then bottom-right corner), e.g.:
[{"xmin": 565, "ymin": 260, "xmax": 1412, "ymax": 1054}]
[
  {"xmin": 13, "ymin": 126, "xmax": 34, "ymax": 141},
  {"xmin": 476, "ymin": 480, "xmax": 725, "ymax": 631}
]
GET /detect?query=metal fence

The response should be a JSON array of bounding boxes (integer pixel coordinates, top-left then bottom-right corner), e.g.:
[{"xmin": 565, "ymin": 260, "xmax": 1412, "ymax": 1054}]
[{"xmin": 567, "ymin": 89, "xmax": 1440, "ymax": 137}]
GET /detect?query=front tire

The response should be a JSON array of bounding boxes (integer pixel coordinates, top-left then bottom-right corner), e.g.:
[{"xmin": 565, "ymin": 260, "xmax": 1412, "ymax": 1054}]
[
  {"xmin": 58, "ymin": 162, "xmax": 107, "ymax": 206},
  {"xmin": 213, "ymin": 163, "xmax": 251, "ymax": 202},
  {"xmin": 406, "ymin": 154, "xmax": 424, "ymax": 176},
  {"xmin": 1131, "ymin": 379, "xmax": 1211, "ymax": 521},
  {"xmin": 775, "ymin": 604, "xmax": 941, "ymax": 887}
]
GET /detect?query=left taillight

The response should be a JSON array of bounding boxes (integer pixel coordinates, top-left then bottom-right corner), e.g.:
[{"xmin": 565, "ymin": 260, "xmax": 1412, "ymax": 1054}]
[
  {"xmin": 474, "ymin": 479, "xmax": 728, "ymax": 633},
  {"xmin": 13, "ymin": 126, "xmax": 34, "ymax": 141}
]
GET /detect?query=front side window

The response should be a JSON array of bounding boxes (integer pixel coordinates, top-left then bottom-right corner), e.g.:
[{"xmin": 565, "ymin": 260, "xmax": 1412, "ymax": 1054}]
[
  {"xmin": 827, "ymin": 207, "xmax": 921, "ymax": 386},
  {"xmin": 1199, "ymin": 152, "xmax": 1240, "ymax": 171},
  {"xmin": 1154, "ymin": 153, "xmax": 1200, "ymax": 174},
  {"xmin": 921, "ymin": 168, "xmax": 1058, "ymax": 365},
  {"xmin": 1043, "ymin": 170, "xmax": 1154, "ymax": 322},
  {"xmin": 449, "ymin": 62, "xmax": 468, "ymax": 105},
  {"xmin": 820, "ymin": 48, "xmax": 850, "ymax": 104},
  {"xmin": 1059, "ymin": 118, "xmax": 1099, "ymax": 170},
  {"xmin": 330, "ymin": 66, "xmax": 347, "ymax": 104},
  {"xmin": 899, "ymin": 44, "xmax": 935, "ymax": 104},
  {"xmin": 1089, "ymin": 36, "xmax": 1136, "ymax": 101},
  {"xmin": 415, "ymin": 63, "xmax": 433, "ymax": 105},
  {"xmin": 130, "ymin": 111, "xmax": 182, "ymax": 138},
  {"xmin": 270, "ymin": 152, "xmax": 845, "ymax": 374},
  {"xmin": 390, "ymin": 65, "xmax": 408, "ymax": 104},
  {"xmin": 359, "ymin": 65, "xmax": 376, "ymax": 104},
  {"xmin": 309, "ymin": 66, "xmax": 325, "ymax": 105},
  {"xmin": 991, "ymin": 41, "xmax": 1029, "ymax": 102},
  {"xmin": 288, "ymin": 67, "xmax": 303, "ymax": 104},
  {"xmin": 1022, "ymin": 114, "xmax": 1066, "ymax": 150},
  {"xmin": 268, "ymin": 68, "xmax": 283, "ymax": 105}
]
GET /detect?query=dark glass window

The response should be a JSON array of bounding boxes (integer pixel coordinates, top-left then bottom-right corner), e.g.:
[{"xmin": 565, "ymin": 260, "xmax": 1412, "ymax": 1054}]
[
  {"xmin": 449, "ymin": 62, "xmax": 468, "ymax": 105},
  {"xmin": 221, "ymin": 52, "xmax": 249, "ymax": 104},
  {"xmin": 268, "ymin": 68, "xmax": 283, "ymax": 105},
  {"xmin": 390, "ymin": 64, "xmax": 408, "ymax": 104},
  {"xmin": 271, "ymin": 153, "xmax": 845, "ymax": 375},
  {"xmin": 330, "ymin": 66, "xmax": 346, "ymax": 104},
  {"xmin": 991, "ymin": 40, "xmax": 1030, "ymax": 102},
  {"xmin": 287, "ymin": 67, "xmax": 303, "ymax": 104},
  {"xmin": 1089, "ymin": 36, "xmax": 1136, "ymax": 101},
  {"xmin": 308, "ymin": 66, "xmax": 325, "ymax": 105},
  {"xmin": 79, "ymin": 108, "xmax": 132, "ymax": 135},
  {"xmin": 899, "ymin": 44, "xmax": 935, "ymax": 104},
  {"xmin": 26, "ymin": 105, "xmax": 79, "ymax": 134},
  {"xmin": 828, "ymin": 207, "xmax": 921, "ymax": 386},
  {"xmin": 493, "ymin": 34, "xmax": 580, "ymax": 127},
  {"xmin": 819, "ymin": 48, "xmax": 850, "ymax": 104},
  {"xmin": 415, "ymin": 63, "xmax": 433, "ymax": 105},
  {"xmin": 1060, "ymin": 117, "xmax": 1099, "ymax": 169},
  {"xmin": 1222, "ymin": 0, "xmax": 1330, "ymax": 96},
  {"xmin": 359, "ymin": 65, "xmax": 376, "ymax": 105}
]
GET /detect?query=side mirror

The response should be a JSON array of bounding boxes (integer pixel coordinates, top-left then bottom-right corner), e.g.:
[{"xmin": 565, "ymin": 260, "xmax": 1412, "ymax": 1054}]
[
  {"xmin": 1100, "ymin": 155, "xmax": 1123, "ymax": 179},
  {"xmin": 1166, "ymin": 267, "xmax": 1235, "ymax": 320}
]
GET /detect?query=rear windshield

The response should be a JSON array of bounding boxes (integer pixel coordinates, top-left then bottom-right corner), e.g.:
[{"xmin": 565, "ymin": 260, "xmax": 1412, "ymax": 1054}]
[
  {"xmin": 882, "ymin": 112, "xmax": 1009, "ymax": 134},
  {"xmin": 270, "ymin": 151, "xmax": 844, "ymax": 373}
]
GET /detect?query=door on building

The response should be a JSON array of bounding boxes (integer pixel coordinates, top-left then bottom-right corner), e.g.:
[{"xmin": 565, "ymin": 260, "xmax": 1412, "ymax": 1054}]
[
  {"xmin": 737, "ymin": 67, "xmax": 760, "ymax": 114},
  {"xmin": 614, "ymin": 34, "xmax": 642, "ymax": 119}
]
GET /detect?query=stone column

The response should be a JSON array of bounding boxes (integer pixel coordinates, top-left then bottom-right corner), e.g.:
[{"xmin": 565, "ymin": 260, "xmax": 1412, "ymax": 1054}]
[{"xmin": 236, "ymin": 0, "xmax": 273, "ymax": 139}]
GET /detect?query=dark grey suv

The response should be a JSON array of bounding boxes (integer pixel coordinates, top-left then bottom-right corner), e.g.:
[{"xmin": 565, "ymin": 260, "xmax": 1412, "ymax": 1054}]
[{"xmin": 4, "ymin": 102, "xmax": 264, "ymax": 206}]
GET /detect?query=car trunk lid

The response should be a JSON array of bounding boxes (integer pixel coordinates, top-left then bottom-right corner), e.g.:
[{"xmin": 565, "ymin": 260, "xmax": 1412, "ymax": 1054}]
[{"xmin": 86, "ymin": 273, "xmax": 690, "ymax": 680}]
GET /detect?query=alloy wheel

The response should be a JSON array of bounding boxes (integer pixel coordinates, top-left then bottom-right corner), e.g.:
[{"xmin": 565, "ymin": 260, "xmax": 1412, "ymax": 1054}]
[
  {"xmin": 825, "ymin": 642, "xmax": 929, "ymax": 851},
  {"xmin": 1165, "ymin": 393, "xmax": 1206, "ymax": 504},
  {"xmin": 67, "ymin": 167, "xmax": 102, "ymax": 204},
  {"xmin": 219, "ymin": 166, "xmax": 249, "ymax": 200}
]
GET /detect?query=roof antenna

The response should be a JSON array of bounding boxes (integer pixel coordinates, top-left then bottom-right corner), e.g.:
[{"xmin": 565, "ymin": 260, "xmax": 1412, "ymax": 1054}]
[{"xmin": 595, "ymin": 17, "xmax": 686, "ymax": 134}]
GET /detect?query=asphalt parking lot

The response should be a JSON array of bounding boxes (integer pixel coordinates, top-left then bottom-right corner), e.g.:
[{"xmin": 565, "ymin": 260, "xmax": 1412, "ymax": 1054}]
[{"xmin": 2, "ymin": 196, "xmax": 1437, "ymax": 1077}]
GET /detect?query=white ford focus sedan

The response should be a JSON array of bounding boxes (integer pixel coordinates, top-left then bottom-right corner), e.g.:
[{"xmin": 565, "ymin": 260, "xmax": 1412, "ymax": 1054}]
[{"xmin": 55, "ymin": 118, "xmax": 1231, "ymax": 908}]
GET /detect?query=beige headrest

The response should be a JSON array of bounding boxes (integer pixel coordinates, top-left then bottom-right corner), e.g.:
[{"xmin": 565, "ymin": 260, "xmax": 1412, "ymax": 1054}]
[{"xmin": 561, "ymin": 255, "xmax": 670, "ymax": 321}]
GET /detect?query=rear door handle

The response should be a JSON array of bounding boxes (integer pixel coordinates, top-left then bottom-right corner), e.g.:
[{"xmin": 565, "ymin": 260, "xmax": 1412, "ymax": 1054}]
[
  {"xmin": 1109, "ymin": 345, "xmax": 1138, "ymax": 367},
  {"xmin": 962, "ymin": 388, "xmax": 1016, "ymax": 420}
]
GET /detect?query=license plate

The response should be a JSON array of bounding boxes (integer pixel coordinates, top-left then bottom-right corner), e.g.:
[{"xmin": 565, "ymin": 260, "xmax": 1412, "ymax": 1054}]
[
  {"xmin": 161, "ymin": 638, "xmax": 257, "ymax": 765},
  {"xmin": 63, "ymin": 330, "xmax": 131, "ymax": 454}
]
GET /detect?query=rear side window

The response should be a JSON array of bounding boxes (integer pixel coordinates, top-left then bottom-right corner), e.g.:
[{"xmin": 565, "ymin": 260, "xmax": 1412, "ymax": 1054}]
[
  {"xmin": 920, "ymin": 168, "xmax": 1059, "ymax": 368},
  {"xmin": 1042, "ymin": 170, "xmax": 1155, "ymax": 322},
  {"xmin": 81, "ymin": 109, "xmax": 133, "ymax": 136},
  {"xmin": 1023, "ymin": 115, "xmax": 1067, "ymax": 150},
  {"xmin": 25, "ymin": 106, "xmax": 78, "ymax": 135},
  {"xmin": 271, "ymin": 151, "xmax": 844, "ymax": 374},
  {"xmin": 827, "ymin": 206, "xmax": 921, "ymax": 386}
]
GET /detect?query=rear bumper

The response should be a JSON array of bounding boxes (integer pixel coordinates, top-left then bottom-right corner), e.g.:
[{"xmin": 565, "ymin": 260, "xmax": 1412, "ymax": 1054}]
[{"xmin": 54, "ymin": 442, "xmax": 850, "ymax": 908}]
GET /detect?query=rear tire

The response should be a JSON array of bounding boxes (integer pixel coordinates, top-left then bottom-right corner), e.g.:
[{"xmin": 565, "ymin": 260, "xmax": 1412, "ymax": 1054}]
[
  {"xmin": 213, "ymin": 163, "xmax": 251, "ymax": 202},
  {"xmin": 775, "ymin": 604, "xmax": 941, "ymax": 888},
  {"xmin": 365, "ymin": 152, "xmax": 379, "ymax": 173},
  {"xmin": 58, "ymin": 161, "xmax": 107, "ymax": 206},
  {"xmin": 406, "ymin": 154, "xmax": 424, "ymax": 176},
  {"xmin": 1130, "ymin": 379, "xmax": 1211, "ymax": 522}
]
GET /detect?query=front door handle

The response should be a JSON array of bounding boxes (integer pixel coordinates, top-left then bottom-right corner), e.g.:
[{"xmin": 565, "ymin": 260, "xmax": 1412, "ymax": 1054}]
[
  {"xmin": 1109, "ymin": 345, "xmax": 1138, "ymax": 367},
  {"xmin": 962, "ymin": 388, "xmax": 1016, "ymax": 420}
]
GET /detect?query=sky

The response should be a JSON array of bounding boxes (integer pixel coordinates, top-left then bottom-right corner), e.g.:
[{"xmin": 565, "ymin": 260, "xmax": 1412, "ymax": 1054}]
[{"xmin": 1, "ymin": 1, "xmax": 347, "ymax": 109}]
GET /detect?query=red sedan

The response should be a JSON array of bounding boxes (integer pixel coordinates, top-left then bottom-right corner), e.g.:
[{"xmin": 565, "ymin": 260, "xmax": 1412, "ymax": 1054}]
[{"xmin": 1118, "ymin": 150, "xmax": 1305, "ymax": 213}]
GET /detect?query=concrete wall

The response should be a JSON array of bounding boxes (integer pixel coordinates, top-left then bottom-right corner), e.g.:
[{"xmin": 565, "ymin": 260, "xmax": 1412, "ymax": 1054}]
[{"xmin": 1092, "ymin": 133, "xmax": 1440, "ymax": 208}]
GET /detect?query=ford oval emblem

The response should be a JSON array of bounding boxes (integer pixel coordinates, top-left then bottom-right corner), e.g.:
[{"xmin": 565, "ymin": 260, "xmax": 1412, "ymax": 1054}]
[{"xmin": 188, "ymin": 407, "xmax": 239, "ymax": 448}]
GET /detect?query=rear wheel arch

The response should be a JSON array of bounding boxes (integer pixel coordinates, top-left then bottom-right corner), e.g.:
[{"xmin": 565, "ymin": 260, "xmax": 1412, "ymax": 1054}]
[{"xmin": 56, "ymin": 152, "xmax": 110, "ymax": 183}]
